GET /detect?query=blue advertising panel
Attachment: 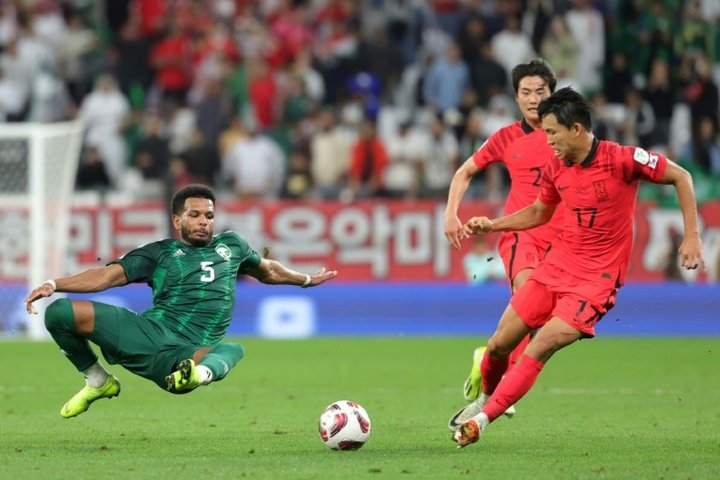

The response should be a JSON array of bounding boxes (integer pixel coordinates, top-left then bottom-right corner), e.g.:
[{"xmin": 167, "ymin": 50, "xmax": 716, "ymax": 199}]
[{"xmin": 27, "ymin": 282, "xmax": 714, "ymax": 338}]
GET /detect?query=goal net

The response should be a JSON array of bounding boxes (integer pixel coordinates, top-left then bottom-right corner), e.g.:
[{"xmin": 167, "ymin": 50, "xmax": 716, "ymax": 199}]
[{"xmin": 0, "ymin": 120, "xmax": 84, "ymax": 339}]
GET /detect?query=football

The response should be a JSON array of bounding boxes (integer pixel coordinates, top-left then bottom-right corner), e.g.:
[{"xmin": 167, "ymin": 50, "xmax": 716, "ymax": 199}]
[{"xmin": 318, "ymin": 400, "xmax": 372, "ymax": 450}]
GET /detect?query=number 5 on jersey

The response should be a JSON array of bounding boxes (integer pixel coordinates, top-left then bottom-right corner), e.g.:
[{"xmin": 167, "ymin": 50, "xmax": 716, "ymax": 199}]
[{"xmin": 200, "ymin": 261, "xmax": 215, "ymax": 282}]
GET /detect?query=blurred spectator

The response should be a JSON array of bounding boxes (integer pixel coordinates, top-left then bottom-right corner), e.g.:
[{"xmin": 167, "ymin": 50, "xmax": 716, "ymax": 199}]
[
  {"xmin": 0, "ymin": 66, "xmax": 28, "ymax": 121},
  {"xmin": 111, "ymin": 12, "xmax": 153, "ymax": 104},
  {"xmin": 565, "ymin": 0, "xmax": 605, "ymax": 95},
  {"xmin": 633, "ymin": 0, "xmax": 673, "ymax": 78},
  {"xmin": 481, "ymin": 93, "xmax": 516, "ymax": 136},
  {"xmin": 347, "ymin": 119, "xmax": 388, "ymax": 199},
  {"xmin": 491, "ymin": 15, "xmax": 536, "ymax": 80},
  {"xmin": 218, "ymin": 116, "xmax": 249, "ymax": 159},
  {"xmin": 540, "ymin": 15, "xmax": 578, "ymax": 90},
  {"xmin": 149, "ymin": 16, "xmax": 193, "ymax": 107},
  {"xmin": 193, "ymin": 77, "xmax": 232, "ymax": 164},
  {"xmin": 352, "ymin": 25, "xmax": 403, "ymax": 97},
  {"xmin": 76, "ymin": 146, "xmax": 111, "ymax": 191},
  {"xmin": 422, "ymin": 41, "xmax": 470, "ymax": 114},
  {"xmin": 183, "ymin": 129, "xmax": 220, "ymax": 186},
  {"xmin": 166, "ymin": 101, "xmax": 196, "ymax": 155},
  {"xmin": 618, "ymin": 86, "xmax": 655, "ymax": 149},
  {"xmin": 282, "ymin": 151, "xmax": 313, "ymax": 199},
  {"xmin": 313, "ymin": 15, "xmax": 358, "ymax": 104},
  {"xmin": 246, "ymin": 56, "xmax": 278, "ymax": 130},
  {"xmin": 674, "ymin": 0, "xmax": 715, "ymax": 60},
  {"xmin": 463, "ymin": 235, "xmax": 505, "ymax": 285},
  {"xmin": 643, "ymin": 58, "xmax": 675, "ymax": 151},
  {"xmin": 469, "ymin": 42, "xmax": 508, "ymax": 108},
  {"xmin": 169, "ymin": 154, "xmax": 192, "ymax": 191},
  {"xmin": 289, "ymin": 49, "xmax": 325, "ymax": 105},
  {"xmin": 0, "ymin": 2, "xmax": 18, "ymax": 50},
  {"xmin": 680, "ymin": 116, "xmax": 720, "ymax": 176},
  {"xmin": 383, "ymin": 120, "xmax": 426, "ymax": 199},
  {"xmin": 456, "ymin": 13, "xmax": 487, "ymax": 67},
  {"xmin": 432, "ymin": 0, "xmax": 462, "ymax": 37},
  {"xmin": 383, "ymin": 0, "xmax": 428, "ymax": 68},
  {"xmin": 78, "ymin": 74, "xmax": 131, "ymax": 188},
  {"xmin": 310, "ymin": 108, "xmax": 351, "ymax": 199},
  {"xmin": 221, "ymin": 125, "xmax": 286, "ymax": 201},
  {"xmin": 134, "ymin": 114, "xmax": 170, "ymax": 181},
  {"xmin": 29, "ymin": 61, "xmax": 72, "ymax": 122},
  {"xmin": 681, "ymin": 53, "xmax": 719, "ymax": 132},
  {"xmin": 522, "ymin": 0, "xmax": 556, "ymax": 54},
  {"xmin": 459, "ymin": 110, "xmax": 503, "ymax": 200},
  {"xmin": 604, "ymin": 52, "xmax": 634, "ymax": 104},
  {"xmin": 31, "ymin": 0, "xmax": 66, "ymax": 49},
  {"xmin": 58, "ymin": 11, "xmax": 97, "ymax": 105},
  {"xmin": 421, "ymin": 114, "xmax": 459, "ymax": 198}
]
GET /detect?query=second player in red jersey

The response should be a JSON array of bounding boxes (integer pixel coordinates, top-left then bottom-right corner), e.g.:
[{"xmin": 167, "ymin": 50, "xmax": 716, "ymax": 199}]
[{"xmin": 445, "ymin": 59, "xmax": 563, "ymax": 429}]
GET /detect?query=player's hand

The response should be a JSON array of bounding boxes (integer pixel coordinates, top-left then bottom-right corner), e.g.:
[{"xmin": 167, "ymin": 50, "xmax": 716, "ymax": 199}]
[
  {"xmin": 444, "ymin": 215, "xmax": 467, "ymax": 249},
  {"xmin": 306, "ymin": 267, "xmax": 338, "ymax": 287},
  {"xmin": 463, "ymin": 216, "xmax": 494, "ymax": 236},
  {"xmin": 24, "ymin": 281, "xmax": 56, "ymax": 314},
  {"xmin": 678, "ymin": 235, "xmax": 705, "ymax": 270}
]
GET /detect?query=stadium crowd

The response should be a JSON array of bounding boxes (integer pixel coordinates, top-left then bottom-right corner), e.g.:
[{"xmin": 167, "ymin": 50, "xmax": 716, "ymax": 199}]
[{"xmin": 1, "ymin": 0, "xmax": 719, "ymax": 205}]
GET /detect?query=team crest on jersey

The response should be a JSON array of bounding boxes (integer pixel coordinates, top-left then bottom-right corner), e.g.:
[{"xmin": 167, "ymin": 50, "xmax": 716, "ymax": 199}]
[
  {"xmin": 593, "ymin": 180, "xmax": 609, "ymax": 202},
  {"xmin": 215, "ymin": 244, "xmax": 231, "ymax": 260}
]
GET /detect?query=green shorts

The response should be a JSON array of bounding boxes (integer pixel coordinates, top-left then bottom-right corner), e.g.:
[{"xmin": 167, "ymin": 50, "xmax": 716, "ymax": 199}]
[{"xmin": 89, "ymin": 301, "xmax": 200, "ymax": 389}]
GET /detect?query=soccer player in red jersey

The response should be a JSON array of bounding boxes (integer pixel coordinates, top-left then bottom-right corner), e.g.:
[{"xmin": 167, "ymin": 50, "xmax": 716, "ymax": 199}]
[
  {"xmin": 445, "ymin": 59, "xmax": 564, "ymax": 428},
  {"xmin": 452, "ymin": 87, "xmax": 705, "ymax": 447}
]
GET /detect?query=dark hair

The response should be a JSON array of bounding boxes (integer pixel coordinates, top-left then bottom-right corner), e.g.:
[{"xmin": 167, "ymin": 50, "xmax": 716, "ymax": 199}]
[
  {"xmin": 537, "ymin": 87, "xmax": 593, "ymax": 130},
  {"xmin": 171, "ymin": 184, "xmax": 216, "ymax": 215},
  {"xmin": 511, "ymin": 59, "xmax": 557, "ymax": 94}
]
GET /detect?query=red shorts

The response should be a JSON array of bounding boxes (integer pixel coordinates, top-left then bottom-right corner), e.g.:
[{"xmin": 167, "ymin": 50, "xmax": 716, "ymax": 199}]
[
  {"xmin": 509, "ymin": 262, "xmax": 618, "ymax": 337},
  {"xmin": 497, "ymin": 232, "xmax": 550, "ymax": 282}
]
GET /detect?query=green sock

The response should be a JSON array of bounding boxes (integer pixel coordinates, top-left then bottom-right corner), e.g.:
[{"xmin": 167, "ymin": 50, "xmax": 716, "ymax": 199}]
[{"xmin": 199, "ymin": 343, "xmax": 245, "ymax": 382}]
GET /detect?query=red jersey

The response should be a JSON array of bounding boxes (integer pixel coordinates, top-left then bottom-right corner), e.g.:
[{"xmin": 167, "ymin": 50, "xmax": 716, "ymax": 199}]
[
  {"xmin": 472, "ymin": 119, "xmax": 564, "ymax": 249},
  {"xmin": 539, "ymin": 139, "xmax": 668, "ymax": 286}
]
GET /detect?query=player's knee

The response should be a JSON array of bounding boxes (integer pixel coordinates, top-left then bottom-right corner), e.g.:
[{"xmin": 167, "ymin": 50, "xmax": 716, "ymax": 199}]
[
  {"xmin": 44, "ymin": 298, "xmax": 75, "ymax": 333},
  {"xmin": 486, "ymin": 337, "xmax": 513, "ymax": 357}
]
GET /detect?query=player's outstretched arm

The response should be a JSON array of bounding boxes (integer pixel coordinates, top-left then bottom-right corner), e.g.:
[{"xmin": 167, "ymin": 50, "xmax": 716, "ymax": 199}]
[
  {"xmin": 659, "ymin": 160, "xmax": 705, "ymax": 270},
  {"xmin": 445, "ymin": 158, "xmax": 481, "ymax": 249},
  {"xmin": 464, "ymin": 198, "xmax": 556, "ymax": 236},
  {"xmin": 24, "ymin": 264, "xmax": 129, "ymax": 314},
  {"xmin": 248, "ymin": 258, "xmax": 338, "ymax": 287}
]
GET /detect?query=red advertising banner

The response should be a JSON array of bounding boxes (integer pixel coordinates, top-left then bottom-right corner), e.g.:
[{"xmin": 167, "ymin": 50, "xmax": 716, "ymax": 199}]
[{"xmin": 1, "ymin": 200, "xmax": 718, "ymax": 282}]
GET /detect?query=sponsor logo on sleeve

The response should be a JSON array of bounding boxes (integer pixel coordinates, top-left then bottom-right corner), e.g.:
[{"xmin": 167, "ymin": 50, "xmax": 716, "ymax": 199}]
[
  {"xmin": 633, "ymin": 148, "xmax": 649, "ymax": 165},
  {"xmin": 648, "ymin": 154, "xmax": 658, "ymax": 169}
]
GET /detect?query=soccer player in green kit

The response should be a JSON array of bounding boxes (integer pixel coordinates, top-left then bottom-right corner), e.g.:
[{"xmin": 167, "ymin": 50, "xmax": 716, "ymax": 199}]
[{"xmin": 24, "ymin": 184, "xmax": 338, "ymax": 418}]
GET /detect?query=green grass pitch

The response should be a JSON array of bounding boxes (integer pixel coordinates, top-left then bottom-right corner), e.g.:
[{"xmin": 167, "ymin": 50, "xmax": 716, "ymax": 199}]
[{"xmin": 1, "ymin": 337, "xmax": 718, "ymax": 479}]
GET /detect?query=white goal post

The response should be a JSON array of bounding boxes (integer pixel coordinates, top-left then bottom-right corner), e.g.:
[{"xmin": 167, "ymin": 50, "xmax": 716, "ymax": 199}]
[{"xmin": 0, "ymin": 120, "xmax": 84, "ymax": 339}]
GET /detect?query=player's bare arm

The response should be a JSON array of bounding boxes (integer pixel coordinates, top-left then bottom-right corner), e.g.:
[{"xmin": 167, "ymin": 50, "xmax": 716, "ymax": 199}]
[
  {"xmin": 445, "ymin": 157, "xmax": 481, "ymax": 249},
  {"xmin": 247, "ymin": 258, "xmax": 338, "ymax": 287},
  {"xmin": 464, "ymin": 198, "xmax": 556, "ymax": 236},
  {"xmin": 24, "ymin": 263, "xmax": 129, "ymax": 314},
  {"xmin": 658, "ymin": 160, "xmax": 705, "ymax": 270}
]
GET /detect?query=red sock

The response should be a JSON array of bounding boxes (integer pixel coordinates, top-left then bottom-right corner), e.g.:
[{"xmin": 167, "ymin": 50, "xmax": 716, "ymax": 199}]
[
  {"xmin": 480, "ymin": 352, "xmax": 509, "ymax": 395},
  {"xmin": 508, "ymin": 334, "xmax": 530, "ymax": 368},
  {"xmin": 483, "ymin": 354, "xmax": 545, "ymax": 422}
]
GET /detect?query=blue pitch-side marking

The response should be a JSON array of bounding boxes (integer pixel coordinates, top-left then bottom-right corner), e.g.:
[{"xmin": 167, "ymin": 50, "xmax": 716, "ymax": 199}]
[{"xmin": 5, "ymin": 282, "xmax": 718, "ymax": 337}]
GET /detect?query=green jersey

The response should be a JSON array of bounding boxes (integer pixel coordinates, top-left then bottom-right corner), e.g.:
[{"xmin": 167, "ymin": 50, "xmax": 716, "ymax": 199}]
[{"xmin": 111, "ymin": 231, "xmax": 261, "ymax": 345}]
